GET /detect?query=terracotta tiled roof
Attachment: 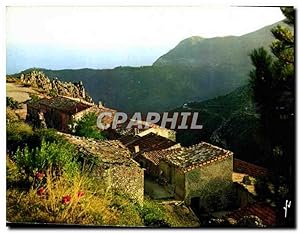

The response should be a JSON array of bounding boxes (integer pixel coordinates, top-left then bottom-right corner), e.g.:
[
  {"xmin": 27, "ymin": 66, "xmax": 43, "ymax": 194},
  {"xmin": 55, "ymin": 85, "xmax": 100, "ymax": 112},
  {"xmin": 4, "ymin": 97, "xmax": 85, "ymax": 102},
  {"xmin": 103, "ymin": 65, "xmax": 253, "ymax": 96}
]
[
  {"xmin": 234, "ymin": 159, "xmax": 270, "ymax": 177},
  {"xmin": 142, "ymin": 142, "xmax": 232, "ymax": 172},
  {"xmin": 120, "ymin": 133, "xmax": 179, "ymax": 153},
  {"xmin": 227, "ymin": 202, "xmax": 278, "ymax": 226},
  {"xmin": 143, "ymin": 151, "xmax": 163, "ymax": 165}
]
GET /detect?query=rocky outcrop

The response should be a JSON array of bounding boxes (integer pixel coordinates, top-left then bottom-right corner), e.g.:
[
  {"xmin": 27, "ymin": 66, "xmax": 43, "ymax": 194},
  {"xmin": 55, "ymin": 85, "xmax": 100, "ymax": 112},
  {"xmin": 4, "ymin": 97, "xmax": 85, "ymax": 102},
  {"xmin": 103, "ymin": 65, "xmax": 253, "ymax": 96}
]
[{"xmin": 20, "ymin": 70, "xmax": 93, "ymax": 103}]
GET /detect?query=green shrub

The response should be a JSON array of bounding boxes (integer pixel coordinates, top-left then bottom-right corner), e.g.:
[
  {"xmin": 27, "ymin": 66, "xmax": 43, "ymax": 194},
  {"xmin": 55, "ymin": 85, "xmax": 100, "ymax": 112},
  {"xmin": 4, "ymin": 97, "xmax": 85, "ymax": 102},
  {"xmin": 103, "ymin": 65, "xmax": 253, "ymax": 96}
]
[
  {"xmin": 108, "ymin": 193, "xmax": 143, "ymax": 226},
  {"xmin": 49, "ymin": 89, "xmax": 58, "ymax": 97},
  {"xmin": 254, "ymin": 176, "xmax": 272, "ymax": 201},
  {"xmin": 7, "ymin": 121, "xmax": 34, "ymax": 152},
  {"xmin": 7, "ymin": 125, "xmax": 63, "ymax": 154},
  {"xmin": 139, "ymin": 199, "xmax": 169, "ymax": 227},
  {"xmin": 7, "ymin": 156, "xmax": 25, "ymax": 187},
  {"xmin": 13, "ymin": 139, "xmax": 79, "ymax": 180},
  {"xmin": 28, "ymin": 94, "xmax": 40, "ymax": 103},
  {"xmin": 6, "ymin": 97, "xmax": 21, "ymax": 109},
  {"xmin": 73, "ymin": 112, "xmax": 106, "ymax": 140},
  {"xmin": 27, "ymin": 128, "xmax": 65, "ymax": 149},
  {"xmin": 6, "ymin": 107, "xmax": 19, "ymax": 122}
]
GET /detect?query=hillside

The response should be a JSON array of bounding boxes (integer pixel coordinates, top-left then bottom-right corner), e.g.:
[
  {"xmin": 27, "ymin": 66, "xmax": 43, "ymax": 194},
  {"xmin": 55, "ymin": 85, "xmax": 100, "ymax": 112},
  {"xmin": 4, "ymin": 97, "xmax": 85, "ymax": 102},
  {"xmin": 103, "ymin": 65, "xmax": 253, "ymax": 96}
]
[
  {"xmin": 11, "ymin": 21, "xmax": 283, "ymax": 113},
  {"xmin": 174, "ymin": 85, "xmax": 265, "ymax": 166},
  {"xmin": 153, "ymin": 22, "xmax": 280, "ymax": 67}
]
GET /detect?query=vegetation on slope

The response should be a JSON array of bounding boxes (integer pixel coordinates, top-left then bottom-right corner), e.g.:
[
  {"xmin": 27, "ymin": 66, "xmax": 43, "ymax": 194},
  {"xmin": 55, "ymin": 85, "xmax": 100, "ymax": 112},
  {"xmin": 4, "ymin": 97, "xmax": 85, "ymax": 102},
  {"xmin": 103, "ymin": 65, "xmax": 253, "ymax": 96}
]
[
  {"xmin": 71, "ymin": 112, "xmax": 107, "ymax": 140},
  {"xmin": 247, "ymin": 7, "xmax": 295, "ymax": 226},
  {"xmin": 6, "ymin": 106, "xmax": 197, "ymax": 227},
  {"xmin": 174, "ymin": 84, "xmax": 266, "ymax": 166}
]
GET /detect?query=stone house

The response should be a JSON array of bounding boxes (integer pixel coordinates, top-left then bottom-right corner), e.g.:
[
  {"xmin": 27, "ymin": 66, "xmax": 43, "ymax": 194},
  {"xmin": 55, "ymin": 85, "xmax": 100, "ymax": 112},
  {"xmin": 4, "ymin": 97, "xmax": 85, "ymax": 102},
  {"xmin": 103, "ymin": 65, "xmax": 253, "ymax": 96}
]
[
  {"xmin": 60, "ymin": 133, "xmax": 144, "ymax": 203},
  {"xmin": 26, "ymin": 96, "xmax": 115, "ymax": 133},
  {"xmin": 140, "ymin": 142, "xmax": 233, "ymax": 212},
  {"xmin": 119, "ymin": 132, "xmax": 180, "ymax": 154},
  {"xmin": 115, "ymin": 120, "xmax": 177, "ymax": 141},
  {"xmin": 133, "ymin": 121, "xmax": 176, "ymax": 141},
  {"xmin": 119, "ymin": 133, "xmax": 181, "ymax": 176}
]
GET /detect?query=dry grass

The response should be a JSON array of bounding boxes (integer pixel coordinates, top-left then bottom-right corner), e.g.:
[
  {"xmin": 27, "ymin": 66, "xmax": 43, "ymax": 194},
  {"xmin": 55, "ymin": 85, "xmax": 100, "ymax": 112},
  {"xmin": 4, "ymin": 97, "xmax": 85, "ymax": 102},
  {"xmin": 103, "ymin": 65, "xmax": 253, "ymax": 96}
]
[
  {"xmin": 7, "ymin": 170, "xmax": 120, "ymax": 225},
  {"xmin": 6, "ymin": 83, "xmax": 38, "ymax": 103}
]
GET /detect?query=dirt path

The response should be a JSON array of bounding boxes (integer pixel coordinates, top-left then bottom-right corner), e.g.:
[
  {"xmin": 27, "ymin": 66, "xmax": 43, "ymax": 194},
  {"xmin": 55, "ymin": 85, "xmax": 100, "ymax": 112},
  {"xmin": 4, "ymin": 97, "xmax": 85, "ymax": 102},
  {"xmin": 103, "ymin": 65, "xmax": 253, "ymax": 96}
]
[{"xmin": 6, "ymin": 82, "xmax": 38, "ymax": 103}]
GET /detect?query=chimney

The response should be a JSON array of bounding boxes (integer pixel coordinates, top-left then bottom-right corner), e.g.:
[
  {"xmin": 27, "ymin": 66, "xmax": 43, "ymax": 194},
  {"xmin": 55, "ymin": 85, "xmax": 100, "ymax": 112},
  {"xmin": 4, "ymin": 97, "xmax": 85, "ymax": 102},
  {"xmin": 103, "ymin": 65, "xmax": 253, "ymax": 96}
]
[
  {"xmin": 134, "ymin": 128, "xmax": 139, "ymax": 135},
  {"xmin": 134, "ymin": 145, "xmax": 140, "ymax": 153},
  {"xmin": 98, "ymin": 101, "xmax": 103, "ymax": 108}
]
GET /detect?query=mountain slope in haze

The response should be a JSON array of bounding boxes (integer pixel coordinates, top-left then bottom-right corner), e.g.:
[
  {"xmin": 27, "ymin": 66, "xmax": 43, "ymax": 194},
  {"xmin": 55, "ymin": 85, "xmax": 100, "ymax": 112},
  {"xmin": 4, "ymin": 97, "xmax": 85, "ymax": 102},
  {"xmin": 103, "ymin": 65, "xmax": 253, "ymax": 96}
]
[{"xmin": 13, "ymin": 21, "xmax": 284, "ymax": 113}]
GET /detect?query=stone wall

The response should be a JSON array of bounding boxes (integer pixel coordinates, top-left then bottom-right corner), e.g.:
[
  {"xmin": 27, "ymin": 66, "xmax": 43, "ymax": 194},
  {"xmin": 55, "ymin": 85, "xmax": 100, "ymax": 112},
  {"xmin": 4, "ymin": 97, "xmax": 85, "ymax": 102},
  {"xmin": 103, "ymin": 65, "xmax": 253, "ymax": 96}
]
[
  {"xmin": 109, "ymin": 164, "xmax": 144, "ymax": 204},
  {"xmin": 174, "ymin": 169, "xmax": 185, "ymax": 200},
  {"xmin": 184, "ymin": 155, "xmax": 233, "ymax": 212},
  {"xmin": 27, "ymin": 105, "xmax": 72, "ymax": 132},
  {"xmin": 70, "ymin": 144, "xmax": 144, "ymax": 204},
  {"xmin": 159, "ymin": 160, "xmax": 173, "ymax": 183}
]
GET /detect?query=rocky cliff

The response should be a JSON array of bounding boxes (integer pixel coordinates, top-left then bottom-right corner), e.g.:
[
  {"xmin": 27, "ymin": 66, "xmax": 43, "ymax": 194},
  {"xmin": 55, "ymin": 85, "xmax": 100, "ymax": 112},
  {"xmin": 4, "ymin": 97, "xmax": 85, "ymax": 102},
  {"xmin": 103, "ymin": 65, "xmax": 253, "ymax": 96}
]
[{"xmin": 19, "ymin": 70, "xmax": 93, "ymax": 103}]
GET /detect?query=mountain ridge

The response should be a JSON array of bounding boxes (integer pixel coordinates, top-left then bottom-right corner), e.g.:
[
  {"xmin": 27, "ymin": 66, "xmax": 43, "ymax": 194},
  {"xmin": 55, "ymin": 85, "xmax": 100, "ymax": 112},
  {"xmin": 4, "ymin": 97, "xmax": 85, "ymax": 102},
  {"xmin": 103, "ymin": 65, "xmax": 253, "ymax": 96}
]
[
  {"xmin": 8, "ymin": 21, "xmax": 285, "ymax": 113},
  {"xmin": 153, "ymin": 21, "xmax": 284, "ymax": 67}
]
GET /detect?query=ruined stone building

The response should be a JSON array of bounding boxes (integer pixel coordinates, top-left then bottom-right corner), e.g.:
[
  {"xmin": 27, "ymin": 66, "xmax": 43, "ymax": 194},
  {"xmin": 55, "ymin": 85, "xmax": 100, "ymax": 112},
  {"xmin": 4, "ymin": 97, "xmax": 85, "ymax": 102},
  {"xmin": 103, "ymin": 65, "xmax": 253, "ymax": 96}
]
[
  {"xmin": 230, "ymin": 158, "xmax": 279, "ymax": 226},
  {"xmin": 60, "ymin": 133, "xmax": 144, "ymax": 203},
  {"xmin": 232, "ymin": 158, "xmax": 271, "ymax": 208},
  {"xmin": 26, "ymin": 96, "xmax": 115, "ymax": 133},
  {"xmin": 137, "ymin": 142, "xmax": 233, "ymax": 211}
]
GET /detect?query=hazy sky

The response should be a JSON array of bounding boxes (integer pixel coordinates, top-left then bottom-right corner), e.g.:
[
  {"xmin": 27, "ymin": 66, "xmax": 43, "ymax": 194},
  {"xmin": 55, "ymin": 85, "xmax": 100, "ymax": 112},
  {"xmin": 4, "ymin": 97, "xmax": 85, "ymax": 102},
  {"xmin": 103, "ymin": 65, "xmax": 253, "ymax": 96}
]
[{"xmin": 6, "ymin": 6, "xmax": 285, "ymax": 73}]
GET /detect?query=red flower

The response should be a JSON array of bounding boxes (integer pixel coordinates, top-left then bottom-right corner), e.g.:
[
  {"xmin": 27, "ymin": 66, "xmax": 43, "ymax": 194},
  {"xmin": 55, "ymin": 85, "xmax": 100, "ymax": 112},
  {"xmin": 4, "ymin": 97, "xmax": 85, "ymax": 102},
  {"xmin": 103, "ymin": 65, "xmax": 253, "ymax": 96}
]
[
  {"xmin": 37, "ymin": 187, "xmax": 46, "ymax": 196},
  {"xmin": 36, "ymin": 172, "xmax": 45, "ymax": 180},
  {"xmin": 77, "ymin": 191, "xmax": 85, "ymax": 198},
  {"xmin": 62, "ymin": 194, "xmax": 72, "ymax": 205}
]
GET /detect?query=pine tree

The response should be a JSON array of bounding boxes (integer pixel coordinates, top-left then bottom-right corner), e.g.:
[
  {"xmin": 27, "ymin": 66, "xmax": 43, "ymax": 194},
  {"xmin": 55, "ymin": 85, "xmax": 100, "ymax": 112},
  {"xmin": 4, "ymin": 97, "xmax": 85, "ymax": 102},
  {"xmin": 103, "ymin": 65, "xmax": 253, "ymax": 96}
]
[{"xmin": 249, "ymin": 7, "xmax": 295, "ymax": 226}]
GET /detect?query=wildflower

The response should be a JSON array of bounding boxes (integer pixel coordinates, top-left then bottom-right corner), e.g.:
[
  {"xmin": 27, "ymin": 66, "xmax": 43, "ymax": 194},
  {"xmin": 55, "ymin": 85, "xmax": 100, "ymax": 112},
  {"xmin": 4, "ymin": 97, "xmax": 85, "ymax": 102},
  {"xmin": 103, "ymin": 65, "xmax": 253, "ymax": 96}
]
[
  {"xmin": 37, "ymin": 187, "xmax": 46, "ymax": 196},
  {"xmin": 35, "ymin": 172, "xmax": 45, "ymax": 180},
  {"xmin": 62, "ymin": 194, "xmax": 72, "ymax": 205},
  {"xmin": 77, "ymin": 191, "xmax": 85, "ymax": 198}
]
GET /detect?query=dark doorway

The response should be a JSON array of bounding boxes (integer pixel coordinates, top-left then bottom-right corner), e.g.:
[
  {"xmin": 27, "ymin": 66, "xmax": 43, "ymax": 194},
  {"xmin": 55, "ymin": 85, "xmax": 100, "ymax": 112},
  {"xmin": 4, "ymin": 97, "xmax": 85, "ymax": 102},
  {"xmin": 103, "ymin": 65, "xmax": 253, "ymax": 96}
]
[{"xmin": 191, "ymin": 197, "xmax": 201, "ymax": 216}]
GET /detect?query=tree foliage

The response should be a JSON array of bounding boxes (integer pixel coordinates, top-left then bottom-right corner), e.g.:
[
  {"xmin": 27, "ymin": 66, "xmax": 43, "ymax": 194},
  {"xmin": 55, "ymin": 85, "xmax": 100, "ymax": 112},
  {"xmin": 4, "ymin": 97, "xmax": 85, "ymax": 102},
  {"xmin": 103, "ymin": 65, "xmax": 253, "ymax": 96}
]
[
  {"xmin": 7, "ymin": 97, "xmax": 21, "ymax": 109},
  {"xmin": 249, "ymin": 7, "xmax": 295, "ymax": 172},
  {"xmin": 249, "ymin": 7, "xmax": 295, "ymax": 223},
  {"xmin": 73, "ymin": 112, "xmax": 106, "ymax": 140}
]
